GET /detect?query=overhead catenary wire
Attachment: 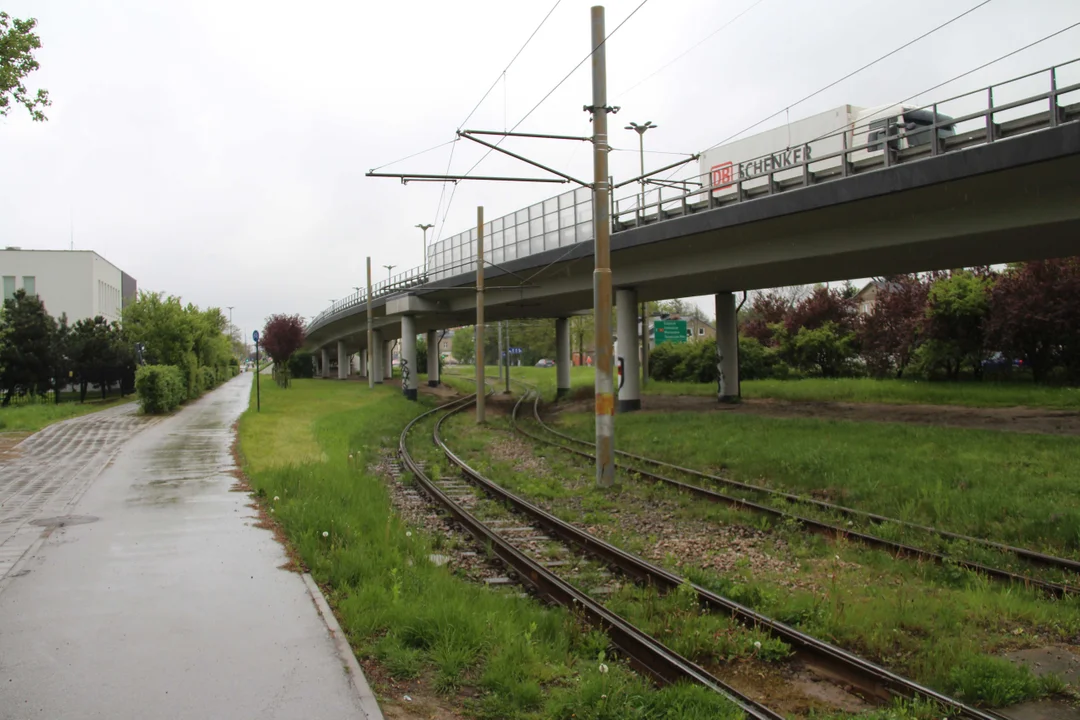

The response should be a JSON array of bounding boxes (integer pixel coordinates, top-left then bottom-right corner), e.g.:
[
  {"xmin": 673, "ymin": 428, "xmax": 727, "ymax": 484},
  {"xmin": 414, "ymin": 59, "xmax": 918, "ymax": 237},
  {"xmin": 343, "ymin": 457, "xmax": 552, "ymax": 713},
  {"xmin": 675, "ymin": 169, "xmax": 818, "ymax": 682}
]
[
  {"xmin": 612, "ymin": 0, "xmax": 769, "ymax": 102},
  {"xmin": 695, "ymin": 0, "xmax": 994, "ymax": 157},
  {"xmin": 368, "ymin": 138, "xmax": 458, "ymax": 173}
]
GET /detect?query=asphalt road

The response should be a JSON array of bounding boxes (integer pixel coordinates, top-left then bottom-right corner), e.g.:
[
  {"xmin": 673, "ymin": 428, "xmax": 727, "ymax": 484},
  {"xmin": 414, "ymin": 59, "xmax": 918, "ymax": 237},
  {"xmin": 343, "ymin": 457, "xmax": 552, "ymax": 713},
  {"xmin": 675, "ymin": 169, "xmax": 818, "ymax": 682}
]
[{"xmin": 0, "ymin": 376, "xmax": 377, "ymax": 720}]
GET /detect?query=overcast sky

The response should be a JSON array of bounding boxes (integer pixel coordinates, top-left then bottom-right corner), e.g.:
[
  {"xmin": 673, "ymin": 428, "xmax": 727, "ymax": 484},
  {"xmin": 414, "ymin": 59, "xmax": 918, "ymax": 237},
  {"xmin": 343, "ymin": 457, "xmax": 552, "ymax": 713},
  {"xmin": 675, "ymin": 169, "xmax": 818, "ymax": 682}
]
[{"xmin": 2, "ymin": 0, "xmax": 1078, "ymax": 338}]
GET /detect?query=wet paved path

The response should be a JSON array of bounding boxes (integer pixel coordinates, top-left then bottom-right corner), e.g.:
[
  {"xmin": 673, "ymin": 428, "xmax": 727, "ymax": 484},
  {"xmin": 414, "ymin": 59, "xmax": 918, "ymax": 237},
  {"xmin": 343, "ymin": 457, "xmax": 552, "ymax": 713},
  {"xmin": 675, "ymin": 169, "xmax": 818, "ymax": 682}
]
[{"xmin": 0, "ymin": 376, "xmax": 375, "ymax": 720}]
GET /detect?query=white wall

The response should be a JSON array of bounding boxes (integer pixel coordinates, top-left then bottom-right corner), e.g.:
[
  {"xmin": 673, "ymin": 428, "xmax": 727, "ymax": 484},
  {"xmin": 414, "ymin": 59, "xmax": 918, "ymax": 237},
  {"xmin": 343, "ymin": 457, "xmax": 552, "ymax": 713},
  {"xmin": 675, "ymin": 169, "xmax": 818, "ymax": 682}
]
[{"xmin": 0, "ymin": 250, "xmax": 126, "ymax": 324}]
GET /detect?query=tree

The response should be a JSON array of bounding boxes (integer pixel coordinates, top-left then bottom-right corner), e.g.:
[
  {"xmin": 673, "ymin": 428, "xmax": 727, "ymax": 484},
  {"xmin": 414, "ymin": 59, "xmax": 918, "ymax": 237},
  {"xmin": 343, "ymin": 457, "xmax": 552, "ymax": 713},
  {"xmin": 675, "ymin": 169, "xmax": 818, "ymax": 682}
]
[
  {"xmin": 1, "ymin": 13, "xmax": 50, "ymax": 121},
  {"xmin": 777, "ymin": 286, "xmax": 858, "ymax": 375},
  {"xmin": 741, "ymin": 290, "xmax": 791, "ymax": 346},
  {"xmin": 919, "ymin": 270, "xmax": 993, "ymax": 380},
  {"xmin": 569, "ymin": 315, "xmax": 594, "ymax": 365},
  {"xmin": 123, "ymin": 292, "xmax": 196, "ymax": 367},
  {"xmin": 452, "ymin": 327, "xmax": 475, "ymax": 364},
  {"xmin": 985, "ymin": 259, "xmax": 1080, "ymax": 383},
  {"xmin": 0, "ymin": 289, "xmax": 57, "ymax": 404},
  {"xmin": 261, "ymin": 314, "xmax": 305, "ymax": 387},
  {"xmin": 858, "ymin": 275, "xmax": 930, "ymax": 378},
  {"xmin": 69, "ymin": 316, "xmax": 115, "ymax": 401}
]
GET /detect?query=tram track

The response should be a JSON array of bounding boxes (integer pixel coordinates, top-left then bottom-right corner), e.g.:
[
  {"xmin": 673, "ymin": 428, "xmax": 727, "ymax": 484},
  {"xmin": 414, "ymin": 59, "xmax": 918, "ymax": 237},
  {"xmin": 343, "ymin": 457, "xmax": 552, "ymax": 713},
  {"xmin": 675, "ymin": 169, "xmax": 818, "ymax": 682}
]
[
  {"xmin": 399, "ymin": 386, "xmax": 1004, "ymax": 720},
  {"xmin": 510, "ymin": 383, "xmax": 1080, "ymax": 599}
]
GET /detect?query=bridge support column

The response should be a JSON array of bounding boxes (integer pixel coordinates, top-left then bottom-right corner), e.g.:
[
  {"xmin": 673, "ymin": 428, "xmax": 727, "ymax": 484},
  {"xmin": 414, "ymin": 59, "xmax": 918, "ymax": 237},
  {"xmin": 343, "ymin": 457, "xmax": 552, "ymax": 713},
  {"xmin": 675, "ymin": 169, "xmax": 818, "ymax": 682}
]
[
  {"xmin": 372, "ymin": 331, "xmax": 383, "ymax": 384},
  {"xmin": 401, "ymin": 316, "xmax": 418, "ymax": 401},
  {"xmin": 337, "ymin": 341, "xmax": 348, "ymax": 380},
  {"xmin": 320, "ymin": 348, "xmax": 330, "ymax": 379},
  {"xmin": 358, "ymin": 348, "xmax": 367, "ymax": 378},
  {"xmin": 616, "ymin": 289, "xmax": 641, "ymax": 412},
  {"xmin": 384, "ymin": 341, "xmax": 393, "ymax": 381},
  {"xmin": 715, "ymin": 292, "xmax": 739, "ymax": 402},
  {"xmin": 427, "ymin": 330, "xmax": 440, "ymax": 387},
  {"xmin": 555, "ymin": 317, "xmax": 571, "ymax": 399}
]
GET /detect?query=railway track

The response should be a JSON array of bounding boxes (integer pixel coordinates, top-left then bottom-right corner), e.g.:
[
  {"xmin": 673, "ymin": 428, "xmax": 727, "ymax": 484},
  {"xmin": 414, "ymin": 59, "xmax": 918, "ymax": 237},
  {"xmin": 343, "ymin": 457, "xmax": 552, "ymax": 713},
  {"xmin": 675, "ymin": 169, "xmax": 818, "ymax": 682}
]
[
  {"xmin": 510, "ymin": 384, "xmax": 1080, "ymax": 598},
  {"xmin": 399, "ymin": 388, "xmax": 1003, "ymax": 720}
]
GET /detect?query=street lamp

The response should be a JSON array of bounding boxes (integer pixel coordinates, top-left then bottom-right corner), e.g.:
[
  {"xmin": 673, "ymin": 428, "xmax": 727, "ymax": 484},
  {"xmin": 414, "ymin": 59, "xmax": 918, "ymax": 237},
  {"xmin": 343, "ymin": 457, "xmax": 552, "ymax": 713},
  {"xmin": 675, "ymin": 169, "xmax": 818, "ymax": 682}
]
[
  {"xmin": 415, "ymin": 223, "xmax": 434, "ymax": 272},
  {"xmin": 226, "ymin": 306, "xmax": 234, "ymax": 336},
  {"xmin": 625, "ymin": 121, "xmax": 657, "ymax": 221},
  {"xmin": 383, "ymin": 264, "xmax": 396, "ymax": 281}
]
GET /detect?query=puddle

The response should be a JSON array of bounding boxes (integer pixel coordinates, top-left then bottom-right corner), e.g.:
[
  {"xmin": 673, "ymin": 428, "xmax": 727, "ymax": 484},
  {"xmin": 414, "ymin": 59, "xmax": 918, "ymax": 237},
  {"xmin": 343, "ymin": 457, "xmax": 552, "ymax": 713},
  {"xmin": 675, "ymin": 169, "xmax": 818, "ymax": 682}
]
[{"xmin": 30, "ymin": 515, "xmax": 100, "ymax": 528}]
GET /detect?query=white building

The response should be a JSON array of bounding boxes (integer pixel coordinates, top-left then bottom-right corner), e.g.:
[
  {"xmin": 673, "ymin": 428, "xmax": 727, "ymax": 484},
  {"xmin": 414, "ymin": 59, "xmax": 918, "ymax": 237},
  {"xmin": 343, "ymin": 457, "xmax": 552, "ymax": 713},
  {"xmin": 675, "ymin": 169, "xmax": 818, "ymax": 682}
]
[{"xmin": 0, "ymin": 248, "xmax": 137, "ymax": 324}]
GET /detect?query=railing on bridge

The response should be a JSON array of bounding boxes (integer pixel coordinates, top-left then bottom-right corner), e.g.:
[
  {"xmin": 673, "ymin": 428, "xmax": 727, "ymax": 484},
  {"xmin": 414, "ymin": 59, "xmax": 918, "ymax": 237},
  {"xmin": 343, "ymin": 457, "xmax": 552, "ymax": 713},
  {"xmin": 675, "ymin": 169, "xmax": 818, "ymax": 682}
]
[
  {"xmin": 612, "ymin": 58, "xmax": 1080, "ymax": 230},
  {"xmin": 308, "ymin": 58, "xmax": 1080, "ymax": 336}
]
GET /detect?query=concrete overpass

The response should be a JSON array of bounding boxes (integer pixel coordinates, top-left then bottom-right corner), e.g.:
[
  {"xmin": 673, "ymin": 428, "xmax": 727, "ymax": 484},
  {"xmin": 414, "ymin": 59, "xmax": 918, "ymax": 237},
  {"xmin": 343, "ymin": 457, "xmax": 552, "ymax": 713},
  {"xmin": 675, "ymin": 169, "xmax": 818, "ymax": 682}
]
[{"xmin": 305, "ymin": 60, "xmax": 1080, "ymax": 409}]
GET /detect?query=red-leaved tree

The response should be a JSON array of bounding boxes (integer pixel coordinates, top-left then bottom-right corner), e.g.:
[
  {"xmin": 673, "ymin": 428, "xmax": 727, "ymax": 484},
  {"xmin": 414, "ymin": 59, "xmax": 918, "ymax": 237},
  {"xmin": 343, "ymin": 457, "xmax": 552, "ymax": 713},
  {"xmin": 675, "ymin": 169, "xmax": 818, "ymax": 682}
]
[
  {"xmin": 740, "ymin": 291, "xmax": 791, "ymax": 346},
  {"xmin": 262, "ymin": 314, "xmax": 305, "ymax": 387},
  {"xmin": 986, "ymin": 259, "xmax": 1080, "ymax": 383},
  {"xmin": 858, "ymin": 275, "xmax": 930, "ymax": 378}
]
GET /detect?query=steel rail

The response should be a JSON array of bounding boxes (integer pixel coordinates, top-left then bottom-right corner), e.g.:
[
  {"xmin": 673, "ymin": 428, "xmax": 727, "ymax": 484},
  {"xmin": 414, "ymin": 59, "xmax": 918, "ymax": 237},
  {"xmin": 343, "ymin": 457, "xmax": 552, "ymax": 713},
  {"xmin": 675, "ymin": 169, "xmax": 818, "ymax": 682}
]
[
  {"xmin": 399, "ymin": 393, "xmax": 785, "ymax": 720},
  {"xmin": 523, "ymin": 389, "xmax": 1080, "ymax": 575},
  {"xmin": 510, "ymin": 388, "xmax": 1077, "ymax": 599},
  {"xmin": 429, "ymin": 388, "xmax": 1005, "ymax": 719}
]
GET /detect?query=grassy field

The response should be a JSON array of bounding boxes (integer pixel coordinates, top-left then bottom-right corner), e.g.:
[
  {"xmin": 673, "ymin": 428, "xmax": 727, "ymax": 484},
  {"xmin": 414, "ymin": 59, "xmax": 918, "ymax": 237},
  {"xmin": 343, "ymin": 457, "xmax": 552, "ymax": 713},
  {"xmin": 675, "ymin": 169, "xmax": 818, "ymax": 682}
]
[
  {"xmin": 0, "ymin": 396, "xmax": 130, "ymax": 433},
  {"xmin": 553, "ymin": 409, "xmax": 1080, "ymax": 558},
  {"xmin": 443, "ymin": 409, "xmax": 1079, "ymax": 705},
  {"xmin": 236, "ymin": 377, "xmax": 746, "ymax": 719},
  {"xmin": 446, "ymin": 366, "xmax": 1080, "ymax": 409}
]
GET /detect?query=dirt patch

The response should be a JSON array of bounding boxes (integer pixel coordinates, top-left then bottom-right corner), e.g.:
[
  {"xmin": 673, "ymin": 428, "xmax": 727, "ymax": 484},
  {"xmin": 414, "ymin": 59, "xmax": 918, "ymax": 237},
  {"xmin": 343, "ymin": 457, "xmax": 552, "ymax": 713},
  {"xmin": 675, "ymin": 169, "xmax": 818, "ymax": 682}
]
[
  {"xmin": 553, "ymin": 395, "xmax": 1080, "ymax": 436},
  {"xmin": 0, "ymin": 432, "xmax": 30, "ymax": 459},
  {"xmin": 715, "ymin": 658, "xmax": 872, "ymax": 715},
  {"xmin": 363, "ymin": 665, "xmax": 469, "ymax": 720}
]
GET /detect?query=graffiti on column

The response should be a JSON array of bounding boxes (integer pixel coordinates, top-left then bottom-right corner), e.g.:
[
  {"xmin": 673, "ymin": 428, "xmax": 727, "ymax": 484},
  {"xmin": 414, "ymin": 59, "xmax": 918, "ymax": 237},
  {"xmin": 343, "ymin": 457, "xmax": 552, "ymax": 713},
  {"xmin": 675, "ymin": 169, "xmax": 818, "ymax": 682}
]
[
  {"xmin": 716, "ymin": 345, "xmax": 725, "ymax": 399},
  {"xmin": 400, "ymin": 358, "xmax": 410, "ymax": 395}
]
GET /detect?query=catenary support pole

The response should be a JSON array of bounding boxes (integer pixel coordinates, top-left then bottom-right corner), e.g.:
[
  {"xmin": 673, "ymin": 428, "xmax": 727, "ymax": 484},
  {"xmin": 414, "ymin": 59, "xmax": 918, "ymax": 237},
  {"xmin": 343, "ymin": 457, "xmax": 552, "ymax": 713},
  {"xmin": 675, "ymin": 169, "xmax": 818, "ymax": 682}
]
[
  {"xmin": 555, "ymin": 317, "xmax": 571, "ymax": 399},
  {"xmin": 372, "ymin": 330, "xmax": 383, "ymax": 384},
  {"xmin": 401, "ymin": 315, "xmax": 417, "ymax": 400},
  {"xmin": 475, "ymin": 206, "xmax": 486, "ymax": 423},
  {"xmin": 321, "ymin": 348, "xmax": 330, "ymax": 379},
  {"xmin": 715, "ymin": 291, "xmax": 739, "ymax": 402},
  {"xmin": 337, "ymin": 341, "xmax": 347, "ymax": 380},
  {"xmin": 616, "ymin": 288, "xmax": 640, "ymax": 411},
  {"xmin": 504, "ymin": 320, "xmax": 511, "ymax": 393},
  {"xmin": 427, "ymin": 330, "xmax": 439, "ymax": 386},
  {"xmin": 366, "ymin": 257, "xmax": 375, "ymax": 390},
  {"xmin": 641, "ymin": 302, "xmax": 649, "ymax": 387},
  {"xmin": 497, "ymin": 320, "xmax": 504, "ymax": 380},
  {"xmin": 590, "ymin": 5, "xmax": 615, "ymax": 487}
]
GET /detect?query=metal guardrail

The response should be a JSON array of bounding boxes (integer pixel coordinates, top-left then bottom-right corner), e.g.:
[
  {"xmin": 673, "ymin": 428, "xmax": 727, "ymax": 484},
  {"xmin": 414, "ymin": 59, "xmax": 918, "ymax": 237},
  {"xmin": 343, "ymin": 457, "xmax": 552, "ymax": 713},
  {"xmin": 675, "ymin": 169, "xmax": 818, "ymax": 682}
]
[
  {"xmin": 309, "ymin": 58, "xmax": 1080, "ymax": 336},
  {"xmin": 612, "ymin": 58, "xmax": 1080, "ymax": 230}
]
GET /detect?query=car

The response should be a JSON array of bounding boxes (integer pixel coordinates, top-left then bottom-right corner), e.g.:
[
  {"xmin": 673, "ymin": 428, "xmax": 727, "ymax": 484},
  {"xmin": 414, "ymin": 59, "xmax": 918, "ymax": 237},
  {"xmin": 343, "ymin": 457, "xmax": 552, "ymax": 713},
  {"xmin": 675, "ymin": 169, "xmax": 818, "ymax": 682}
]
[{"xmin": 535, "ymin": 359, "xmax": 555, "ymax": 368}]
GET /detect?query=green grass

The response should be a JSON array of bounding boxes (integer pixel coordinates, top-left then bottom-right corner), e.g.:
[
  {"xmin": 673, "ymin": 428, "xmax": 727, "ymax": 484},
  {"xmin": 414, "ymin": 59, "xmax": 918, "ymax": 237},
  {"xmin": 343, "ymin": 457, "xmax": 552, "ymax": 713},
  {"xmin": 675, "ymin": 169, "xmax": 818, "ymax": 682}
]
[
  {"xmin": 0, "ymin": 396, "xmax": 130, "ymax": 433},
  {"xmin": 441, "ymin": 409, "xmax": 1078, "ymax": 706},
  {"xmin": 453, "ymin": 363, "xmax": 1080, "ymax": 409},
  {"xmin": 553, "ymin": 410, "xmax": 1080, "ymax": 558},
  {"xmin": 236, "ymin": 377, "xmax": 744, "ymax": 719}
]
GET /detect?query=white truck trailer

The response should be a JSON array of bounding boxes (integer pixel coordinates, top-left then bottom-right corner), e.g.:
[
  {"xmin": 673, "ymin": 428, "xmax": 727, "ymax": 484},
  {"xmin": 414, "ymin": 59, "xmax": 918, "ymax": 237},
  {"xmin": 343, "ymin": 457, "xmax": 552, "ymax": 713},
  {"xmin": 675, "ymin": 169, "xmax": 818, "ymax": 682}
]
[{"xmin": 699, "ymin": 103, "xmax": 956, "ymax": 196}]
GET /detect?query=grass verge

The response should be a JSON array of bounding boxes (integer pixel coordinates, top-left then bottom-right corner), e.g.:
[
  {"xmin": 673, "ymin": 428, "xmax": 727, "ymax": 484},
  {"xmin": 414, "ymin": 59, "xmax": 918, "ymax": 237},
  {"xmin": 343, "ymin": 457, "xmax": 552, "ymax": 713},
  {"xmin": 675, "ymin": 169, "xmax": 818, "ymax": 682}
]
[
  {"xmin": 0, "ymin": 396, "xmax": 130, "ymax": 433},
  {"xmin": 236, "ymin": 377, "xmax": 745, "ymax": 719}
]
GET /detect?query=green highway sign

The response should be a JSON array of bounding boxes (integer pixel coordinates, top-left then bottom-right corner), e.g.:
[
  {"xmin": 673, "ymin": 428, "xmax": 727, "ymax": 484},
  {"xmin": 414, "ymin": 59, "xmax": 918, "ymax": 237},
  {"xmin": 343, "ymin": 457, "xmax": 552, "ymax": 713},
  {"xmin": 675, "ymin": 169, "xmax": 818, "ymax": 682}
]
[{"xmin": 653, "ymin": 319, "xmax": 687, "ymax": 345}]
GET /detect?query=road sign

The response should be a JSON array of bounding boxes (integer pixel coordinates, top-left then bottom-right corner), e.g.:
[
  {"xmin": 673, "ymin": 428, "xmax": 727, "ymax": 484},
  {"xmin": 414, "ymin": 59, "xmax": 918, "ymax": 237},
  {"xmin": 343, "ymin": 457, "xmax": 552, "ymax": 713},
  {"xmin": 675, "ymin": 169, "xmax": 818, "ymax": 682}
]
[
  {"xmin": 252, "ymin": 330, "xmax": 260, "ymax": 343},
  {"xmin": 653, "ymin": 319, "xmax": 687, "ymax": 345},
  {"xmin": 509, "ymin": 347, "xmax": 523, "ymax": 355}
]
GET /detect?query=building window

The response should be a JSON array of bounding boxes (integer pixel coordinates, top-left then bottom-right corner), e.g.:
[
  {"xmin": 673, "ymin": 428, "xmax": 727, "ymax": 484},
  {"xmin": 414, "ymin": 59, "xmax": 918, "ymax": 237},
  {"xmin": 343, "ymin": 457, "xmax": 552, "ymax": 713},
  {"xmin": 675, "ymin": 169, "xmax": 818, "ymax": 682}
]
[
  {"xmin": 698, "ymin": 327, "xmax": 705, "ymax": 336},
  {"xmin": 22, "ymin": 276, "xmax": 36, "ymax": 296},
  {"xmin": 2, "ymin": 276, "xmax": 14, "ymax": 301}
]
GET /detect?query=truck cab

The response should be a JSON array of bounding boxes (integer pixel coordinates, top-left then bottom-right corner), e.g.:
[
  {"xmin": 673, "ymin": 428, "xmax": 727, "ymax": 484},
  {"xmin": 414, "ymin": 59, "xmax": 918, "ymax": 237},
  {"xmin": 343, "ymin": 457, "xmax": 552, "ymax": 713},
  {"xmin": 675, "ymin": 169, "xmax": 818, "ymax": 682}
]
[{"xmin": 850, "ymin": 104, "xmax": 957, "ymax": 164}]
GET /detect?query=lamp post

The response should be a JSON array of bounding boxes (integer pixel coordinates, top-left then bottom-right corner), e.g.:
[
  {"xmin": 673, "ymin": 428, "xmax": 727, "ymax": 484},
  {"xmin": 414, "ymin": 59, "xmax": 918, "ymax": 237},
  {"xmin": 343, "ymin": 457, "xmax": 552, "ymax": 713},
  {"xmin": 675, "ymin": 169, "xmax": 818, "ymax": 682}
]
[
  {"xmin": 226, "ymin": 306, "xmax": 235, "ymax": 345},
  {"xmin": 416, "ymin": 223, "xmax": 434, "ymax": 272},
  {"xmin": 625, "ymin": 121, "xmax": 657, "ymax": 220},
  {"xmin": 383, "ymin": 264, "xmax": 396, "ymax": 281}
]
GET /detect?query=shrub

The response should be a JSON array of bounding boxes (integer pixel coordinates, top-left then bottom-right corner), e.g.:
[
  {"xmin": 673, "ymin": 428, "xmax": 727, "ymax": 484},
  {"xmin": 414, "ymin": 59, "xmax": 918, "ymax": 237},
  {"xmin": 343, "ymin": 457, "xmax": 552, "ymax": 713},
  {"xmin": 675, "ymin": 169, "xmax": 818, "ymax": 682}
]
[
  {"xmin": 135, "ymin": 364, "xmax": 185, "ymax": 414},
  {"xmin": 198, "ymin": 366, "xmax": 216, "ymax": 392},
  {"xmin": 650, "ymin": 337, "xmax": 792, "ymax": 383},
  {"xmin": 180, "ymin": 351, "xmax": 200, "ymax": 400},
  {"xmin": 288, "ymin": 352, "xmax": 316, "ymax": 379}
]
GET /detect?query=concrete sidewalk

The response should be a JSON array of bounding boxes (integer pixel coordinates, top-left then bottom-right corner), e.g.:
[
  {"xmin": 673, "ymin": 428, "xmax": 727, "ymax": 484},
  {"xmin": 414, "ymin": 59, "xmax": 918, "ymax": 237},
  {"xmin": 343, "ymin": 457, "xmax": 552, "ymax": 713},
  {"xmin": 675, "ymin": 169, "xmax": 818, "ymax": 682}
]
[{"xmin": 0, "ymin": 376, "xmax": 382, "ymax": 720}]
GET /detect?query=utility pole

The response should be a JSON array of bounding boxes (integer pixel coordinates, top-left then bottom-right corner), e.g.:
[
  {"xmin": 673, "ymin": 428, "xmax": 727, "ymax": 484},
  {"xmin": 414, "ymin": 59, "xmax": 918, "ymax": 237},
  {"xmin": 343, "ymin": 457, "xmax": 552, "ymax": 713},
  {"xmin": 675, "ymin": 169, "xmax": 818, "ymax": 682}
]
[
  {"xmin": 497, "ymin": 320, "xmax": 504, "ymax": 380},
  {"xmin": 590, "ymin": 5, "xmax": 615, "ymax": 488},
  {"xmin": 641, "ymin": 302, "xmax": 649, "ymax": 387},
  {"xmin": 226, "ymin": 306, "xmax": 235, "ymax": 351},
  {"xmin": 504, "ymin": 321, "xmax": 511, "ymax": 394},
  {"xmin": 416, "ymin": 223, "xmax": 434, "ymax": 272},
  {"xmin": 475, "ymin": 206, "xmax": 486, "ymax": 424},
  {"xmin": 366, "ymin": 257, "xmax": 374, "ymax": 390}
]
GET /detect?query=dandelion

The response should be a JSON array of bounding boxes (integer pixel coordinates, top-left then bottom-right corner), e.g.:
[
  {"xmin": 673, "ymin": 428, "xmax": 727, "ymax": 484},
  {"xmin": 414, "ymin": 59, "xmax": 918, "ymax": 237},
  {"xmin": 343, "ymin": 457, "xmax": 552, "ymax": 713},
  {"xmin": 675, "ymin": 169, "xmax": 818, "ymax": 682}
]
[
  {"xmin": 598, "ymin": 663, "xmax": 608, "ymax": 674},
  {"xmin": 273, "ymin": 496, "xmax": 280, "ymax": 502},
  {"xmin": 406, "ymin": 531, "xmax": 412, "ymax": 538},
  {"xmin": 322, "ymin": 531, "xmax": 329, "ymax": 538},
  {"xmin": 834, "ymin": 555, "xmax": 840, "ymax": 561},
  {"xmin": 754, "ymin": 641, "xmax": 762, "ymax": 650},
  {"xmin": 270, "ymin": 508, "xmax": 275, "ymax": 513}
]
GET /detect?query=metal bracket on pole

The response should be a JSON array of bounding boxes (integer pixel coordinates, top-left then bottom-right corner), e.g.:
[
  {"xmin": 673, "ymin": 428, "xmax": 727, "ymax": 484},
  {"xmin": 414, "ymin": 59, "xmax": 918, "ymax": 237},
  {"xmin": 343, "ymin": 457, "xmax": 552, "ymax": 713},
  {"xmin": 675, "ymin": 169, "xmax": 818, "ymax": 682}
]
[{"xmin": 458, "ymin": 131, "xmax": 592, "ymax": 187}]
